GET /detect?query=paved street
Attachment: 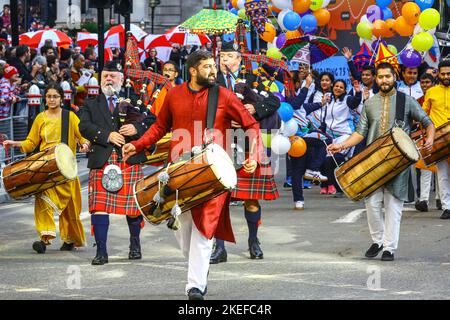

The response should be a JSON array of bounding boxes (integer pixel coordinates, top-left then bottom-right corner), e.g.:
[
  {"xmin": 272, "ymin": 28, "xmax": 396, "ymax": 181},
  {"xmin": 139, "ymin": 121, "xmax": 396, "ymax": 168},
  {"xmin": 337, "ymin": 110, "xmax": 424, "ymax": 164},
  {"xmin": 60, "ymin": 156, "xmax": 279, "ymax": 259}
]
[{"xmin": 0, "ymin": 157, "xmax": 449, "ymax": 300}]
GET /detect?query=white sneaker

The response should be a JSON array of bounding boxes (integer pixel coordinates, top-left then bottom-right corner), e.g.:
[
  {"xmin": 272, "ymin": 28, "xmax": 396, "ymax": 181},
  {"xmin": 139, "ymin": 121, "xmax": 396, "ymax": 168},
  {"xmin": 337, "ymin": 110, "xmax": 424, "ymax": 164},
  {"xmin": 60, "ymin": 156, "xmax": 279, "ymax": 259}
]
[
  {"xmin": 303, "ymin": 169, "xmax": 328, "ymax": 182},
  {"xmin": 294, "ymin": 201, "xmax": 304, "ymax": 210}
]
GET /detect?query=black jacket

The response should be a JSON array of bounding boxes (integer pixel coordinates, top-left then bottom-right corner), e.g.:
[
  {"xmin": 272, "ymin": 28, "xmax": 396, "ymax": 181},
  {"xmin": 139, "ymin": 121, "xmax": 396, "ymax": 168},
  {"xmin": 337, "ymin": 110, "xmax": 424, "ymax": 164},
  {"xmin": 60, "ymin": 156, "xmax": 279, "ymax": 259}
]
[
  {"xmin": 217, "ymin": 72, "xmax": 280, "ymax": 122},
  {"xmin": 79, "ymin": 93, "xmax": 156, "ymax": 169}
]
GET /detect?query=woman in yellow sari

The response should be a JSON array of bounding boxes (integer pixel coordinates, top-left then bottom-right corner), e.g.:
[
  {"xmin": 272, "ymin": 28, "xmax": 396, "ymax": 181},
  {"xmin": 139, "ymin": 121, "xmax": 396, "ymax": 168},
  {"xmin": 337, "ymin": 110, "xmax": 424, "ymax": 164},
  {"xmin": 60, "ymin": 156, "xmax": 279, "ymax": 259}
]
[{"xmin": 3, "ymin": 82, "xmax": 90, "ymax": 253}]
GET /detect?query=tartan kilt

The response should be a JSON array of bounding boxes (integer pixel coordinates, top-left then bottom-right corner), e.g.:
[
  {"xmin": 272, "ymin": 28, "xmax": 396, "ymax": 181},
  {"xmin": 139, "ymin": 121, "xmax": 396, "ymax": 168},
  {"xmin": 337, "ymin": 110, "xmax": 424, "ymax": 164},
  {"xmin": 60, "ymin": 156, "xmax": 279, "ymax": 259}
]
[
  {"xmin": 231, "ymin": 161, "xmax": 279, "ymax": 200},
  {"xmin": 88, "ymin": 152, "xmax": 143, "ymax": 216}
]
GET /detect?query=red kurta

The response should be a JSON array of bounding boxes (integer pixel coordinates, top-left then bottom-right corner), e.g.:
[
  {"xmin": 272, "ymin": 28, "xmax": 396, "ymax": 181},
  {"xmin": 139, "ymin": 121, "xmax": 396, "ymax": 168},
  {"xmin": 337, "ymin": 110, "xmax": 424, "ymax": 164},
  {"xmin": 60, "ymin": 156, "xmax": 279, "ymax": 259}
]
[{"xmin": 132, "ymin": 82, "xmax": 261, "ymax": 242}]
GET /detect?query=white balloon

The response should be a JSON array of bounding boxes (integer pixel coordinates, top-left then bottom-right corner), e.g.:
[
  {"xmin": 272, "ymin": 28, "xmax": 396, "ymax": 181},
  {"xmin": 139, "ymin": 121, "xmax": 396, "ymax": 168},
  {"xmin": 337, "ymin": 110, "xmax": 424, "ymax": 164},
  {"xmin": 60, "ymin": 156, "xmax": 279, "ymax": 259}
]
[
  {"xmin": 268, "ymin": 37, "xmax": 277, "ymax": 49},
  {"xmin": 359, "ymin": 37, "xmax": 374, "ymax": 48},
  {"xmin": 360, "ymin": 14, "xmax": 371, "ymax": 25},
  {"xmin": 272, "ymin": 0, "xmax": 293, "ymax": 10},
  {"xmin": 237, "ymin": 0, "xmax": 246, "ymax": 9},
  {"xmin": 322, "ymin": 0, "xmax": 331, "ymax": 8},
  {"xmin": 414, "ymin": 24, "xmax": 425, "ymax": 35},
  {"xmin": 271, "ymin": 135, "xmax": 291, "ymax": 155},
  {"xmin": 277, "ymin": 9, "xmax": 291, "ymax": 31},
  {"xmin": 280, "ymin": 119, "xmax": 299, "ymax": 137}
]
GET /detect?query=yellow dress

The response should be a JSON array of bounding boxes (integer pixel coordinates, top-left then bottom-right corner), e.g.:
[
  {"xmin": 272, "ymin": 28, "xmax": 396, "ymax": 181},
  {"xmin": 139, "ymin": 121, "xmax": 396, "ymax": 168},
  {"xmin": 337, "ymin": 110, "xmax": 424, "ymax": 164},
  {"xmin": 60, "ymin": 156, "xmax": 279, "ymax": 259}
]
[{"xmin": 20, "ymin": 111, "xmax": 88, "ymax": 246}]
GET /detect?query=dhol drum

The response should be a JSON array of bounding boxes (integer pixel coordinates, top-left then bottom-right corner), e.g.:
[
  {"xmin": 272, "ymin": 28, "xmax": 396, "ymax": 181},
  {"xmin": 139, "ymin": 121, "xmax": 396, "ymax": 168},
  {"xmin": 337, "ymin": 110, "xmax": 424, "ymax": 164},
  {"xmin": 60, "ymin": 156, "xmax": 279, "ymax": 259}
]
[
  {"xmin": 134, "ymin": 143, "xmax": 237, "ymax": 225},
  {"xmin": 1, "ymin": 143, "xmax": 77, "ymax": 199},
  {"xmin": 335, "ymin": 127, "xmax": 420, "ymax": 201},
  {"xmin": 411, "ymin": 121, "xmax": 449, "ymax": 167},
  {"xmin": 144, "ymin": 133, "xmax": 171, "ymax": 165}
]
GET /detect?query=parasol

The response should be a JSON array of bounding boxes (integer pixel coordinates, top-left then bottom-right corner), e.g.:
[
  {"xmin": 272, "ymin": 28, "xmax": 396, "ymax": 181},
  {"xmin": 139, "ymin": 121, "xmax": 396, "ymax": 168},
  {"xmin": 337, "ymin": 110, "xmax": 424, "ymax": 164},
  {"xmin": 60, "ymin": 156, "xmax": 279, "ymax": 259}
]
[{"xmin": 281, "ymin": 36, "xmax": 339, "ymax": 65}]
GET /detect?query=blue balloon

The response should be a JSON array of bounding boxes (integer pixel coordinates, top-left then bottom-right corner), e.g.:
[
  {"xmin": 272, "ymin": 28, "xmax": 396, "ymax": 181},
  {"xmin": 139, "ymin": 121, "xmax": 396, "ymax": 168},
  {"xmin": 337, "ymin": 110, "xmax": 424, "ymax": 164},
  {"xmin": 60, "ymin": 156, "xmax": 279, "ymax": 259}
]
[
  {"xmin": 283, "ymin": 11, "xmax": 302, "ymax": 31},
  {"xmin": 376, "ymin": 0, "xmax": 392, "ymax": 8},
  {"xmin": 415, "ymin": 0, "xmax": 434, "ymax": 11},
  {"xmin": 278, "ymin": 102, "xmax": 294, "ymax": 122},
  {"xmin": 300, "ymin": 14, "xmax": 318, "ymax": 35},
  {"xmin": 230, "ymin": 8, "xmax": 238, "ymax": 15},
  {"xmin": 275, "ymin": 80, "xmax": 284, "ymax": 92},
  {"xmin": 382, "ymin": 7, "xmax": 393, "ymax": 20}
]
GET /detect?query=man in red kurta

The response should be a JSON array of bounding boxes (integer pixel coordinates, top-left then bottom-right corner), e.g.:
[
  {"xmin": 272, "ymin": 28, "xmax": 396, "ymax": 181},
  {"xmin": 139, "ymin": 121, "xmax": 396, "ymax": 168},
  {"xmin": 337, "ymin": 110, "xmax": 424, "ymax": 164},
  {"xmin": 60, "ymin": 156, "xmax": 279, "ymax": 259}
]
[{"xmin": 123, "ymin": 50, "xmax": 261, "ymax": 300}]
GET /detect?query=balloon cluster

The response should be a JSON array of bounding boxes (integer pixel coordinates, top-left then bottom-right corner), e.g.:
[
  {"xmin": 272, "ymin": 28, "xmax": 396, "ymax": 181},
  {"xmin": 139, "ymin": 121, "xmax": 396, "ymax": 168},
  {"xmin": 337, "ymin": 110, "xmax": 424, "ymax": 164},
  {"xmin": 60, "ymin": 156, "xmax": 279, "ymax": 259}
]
[
  {"xmin": 229, "ymin": 1, "xmax": 332, "ymax": 45},
  {"xmin": 356, "ymin": 0, "xmax": 440, "ymax": 68},
  {"xmin": 270, "ymin": 101, "xmax": 307, "ymax": 157}
]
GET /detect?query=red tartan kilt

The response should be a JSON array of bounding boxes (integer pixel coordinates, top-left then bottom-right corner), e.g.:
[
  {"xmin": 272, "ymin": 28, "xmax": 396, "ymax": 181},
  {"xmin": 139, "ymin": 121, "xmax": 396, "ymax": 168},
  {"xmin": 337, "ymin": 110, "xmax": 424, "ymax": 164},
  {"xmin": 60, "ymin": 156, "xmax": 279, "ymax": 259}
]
[
  {"xmin": 88, "ymin": 152, "xmax": 143, "ymax": 216},
  {"xmin": 231, "ymin": 161, "xmax": 279, "ymax": 200}
]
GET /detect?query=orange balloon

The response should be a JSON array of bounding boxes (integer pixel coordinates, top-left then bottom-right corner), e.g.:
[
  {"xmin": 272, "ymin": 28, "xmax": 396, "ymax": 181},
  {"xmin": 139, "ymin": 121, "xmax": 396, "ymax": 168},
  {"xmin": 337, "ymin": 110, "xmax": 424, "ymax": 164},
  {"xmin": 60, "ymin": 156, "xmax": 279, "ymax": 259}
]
[
  {"xmin": 288, "ymin": 136, "xmax": 307, "ymax": 157},
  {"xmin": 394, "ymin": 16, "xmax": 414, "ymax": 37},
  {"xmin": 372, "ymin": 19, "xmax": 388, "ymax": 38},
  {"xmin": 385, "ymin": 19, "xmax": 396, "ymax": 38},
  {"xmin": 401, "ymin": 2, "xmax": 421, "ymax": 25},
  {"xmin": 259, "ymin": 23, "xmax": 277, "ymax": 42},
  {"xmin": 232, "ymin": 0, "xmax": 239, "ymax": 9},
  {"xmin": 313, "ymin": 8, "xmax": 331, "ymax": 27},
  {"xmin": 286, "ymin": 29, "xmax": 302, "ymax": 39},
  {"xmin": 293, "ymin": 0, "xmax": 311, "ymax": 14}
]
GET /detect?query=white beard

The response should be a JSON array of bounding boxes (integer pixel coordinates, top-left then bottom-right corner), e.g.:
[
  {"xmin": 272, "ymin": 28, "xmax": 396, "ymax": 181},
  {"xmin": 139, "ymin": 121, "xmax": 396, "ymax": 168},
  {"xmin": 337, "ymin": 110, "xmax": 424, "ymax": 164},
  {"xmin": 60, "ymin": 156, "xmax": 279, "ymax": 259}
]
[{"xmin": 102, "ymin": 84, "xmax": 121, "ymax": 96}]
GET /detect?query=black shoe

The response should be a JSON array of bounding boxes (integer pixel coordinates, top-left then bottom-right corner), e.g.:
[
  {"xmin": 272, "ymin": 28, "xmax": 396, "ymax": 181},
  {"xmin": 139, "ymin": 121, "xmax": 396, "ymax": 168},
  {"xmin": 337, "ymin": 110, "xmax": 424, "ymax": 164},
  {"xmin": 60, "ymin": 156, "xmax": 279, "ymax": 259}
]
[
  {"xmin": 187, "ymin": 287, "xmax": 204, "ymax": 300},
  {"xmin": 129, "ymin": 250, "xmax": 142, "ymax": 260},
  {"xmin": 415, "ymin": 200, "xmax": 428, "ymax": 212},
  {"xmin": 128, "ymin": 236, "xmax": 142, "ymax": 260},
  {"xmin": 436, "ymin": 199, "xmax": 442, "ymax": 210},
  {"xmin": 283, "ymin": 182, "xmax": 292, "ymax": 190},
  {"xmin": 248, "ymin": 238, "xmax": 263, "ymax": 259},
  {"xmin": 32, "ymin": 241, "xmax": 46, "ymax": 254},
  {"xmin": 60, "ymin": 242, "xmax": 75, "ymax": 251},
  {"xmin": 381, "ymin": 251, "xmax": 394, "ymax": 261},
  {"xmin": 92, "ymin": 254, "xmax": 108, "ymax": 265},
  {"xmin": 365, "ymin": 243, "xmax": 383, "ymax": 258},
  {"xmin": 210, "ymin": 246, "xmax": 227, "ymax": 264},
  {"xmin": 440, "ymin": 209, "xmax": 450, "ymax": 220}
]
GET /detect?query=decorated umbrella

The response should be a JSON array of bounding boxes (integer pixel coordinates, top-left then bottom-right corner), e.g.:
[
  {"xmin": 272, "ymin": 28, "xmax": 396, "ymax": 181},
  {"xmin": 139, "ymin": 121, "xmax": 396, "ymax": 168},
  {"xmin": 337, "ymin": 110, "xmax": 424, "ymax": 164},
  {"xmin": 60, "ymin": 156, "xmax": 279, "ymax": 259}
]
[
  {"xmin": 104, "ymin": 23, "xmax": 148, "ymax": 48},
  {"xmin": 76, "ymin": 32, "xmax": 98, "ymax": 52},
  {"xmin": 281, "ymin": 36, "xmax": 339, "ymax": 65},
  {"xmin": 165, "ymin": 25, "xmax": 211, "ymax": 46},
  {"xmin": 19, "ymin": 29, "xmax": 72, "ymax": 49},
  {"xmin": 180, "ymin": 9, "xmax": 238, "ymax": 35}
]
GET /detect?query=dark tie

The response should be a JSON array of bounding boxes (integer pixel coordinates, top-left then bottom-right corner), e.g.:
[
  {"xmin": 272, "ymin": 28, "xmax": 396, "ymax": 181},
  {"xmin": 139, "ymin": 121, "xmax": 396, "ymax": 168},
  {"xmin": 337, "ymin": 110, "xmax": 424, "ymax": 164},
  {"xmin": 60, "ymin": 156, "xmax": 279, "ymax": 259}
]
[
  {"xmin": 109, "ymin": 96, "xmax": 115, "ymax": 113},
  {"xmin": 226, "ymin": 74, "xmax": 233, "ymax": 91}
]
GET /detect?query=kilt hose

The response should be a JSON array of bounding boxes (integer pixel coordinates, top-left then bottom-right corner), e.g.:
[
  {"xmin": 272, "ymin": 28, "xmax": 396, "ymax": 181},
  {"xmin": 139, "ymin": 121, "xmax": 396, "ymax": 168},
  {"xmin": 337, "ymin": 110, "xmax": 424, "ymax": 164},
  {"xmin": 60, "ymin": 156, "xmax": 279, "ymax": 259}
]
[
  {"xmin": 88, "ymin": 151, "xmax": 143, "ymax": 216},
  {"xmin": 232, "ymin": 161, "xmax": 279, "ymax": 201}
]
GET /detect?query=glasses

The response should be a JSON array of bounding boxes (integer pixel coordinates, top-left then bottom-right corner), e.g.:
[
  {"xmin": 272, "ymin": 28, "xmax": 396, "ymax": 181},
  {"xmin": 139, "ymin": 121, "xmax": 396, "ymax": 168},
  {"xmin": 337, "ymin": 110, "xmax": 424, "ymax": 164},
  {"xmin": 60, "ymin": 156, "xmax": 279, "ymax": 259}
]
[
  {"xmin": 46, "ymin": 95, "xmax": 61, "ymax": 100},
  {"xmin": 163, "ymin": 68, "xmax": 176, "ymax": 73}
]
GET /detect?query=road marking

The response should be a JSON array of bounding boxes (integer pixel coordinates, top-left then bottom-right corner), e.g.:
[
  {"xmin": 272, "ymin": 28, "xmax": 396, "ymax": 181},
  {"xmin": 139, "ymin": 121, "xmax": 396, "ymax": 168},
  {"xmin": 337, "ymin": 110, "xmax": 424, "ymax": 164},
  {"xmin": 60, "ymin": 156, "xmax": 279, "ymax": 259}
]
[
  {"xmin": 332, "ymin": 209, "xmax": 366, "ymax": 223},
  {"xmin": 15, "ymin": 288, "xmax": 46, "ymax": 292},
  {"xmin": 0, "ymin": 203, "xmax": 27, "ymax": 210}
]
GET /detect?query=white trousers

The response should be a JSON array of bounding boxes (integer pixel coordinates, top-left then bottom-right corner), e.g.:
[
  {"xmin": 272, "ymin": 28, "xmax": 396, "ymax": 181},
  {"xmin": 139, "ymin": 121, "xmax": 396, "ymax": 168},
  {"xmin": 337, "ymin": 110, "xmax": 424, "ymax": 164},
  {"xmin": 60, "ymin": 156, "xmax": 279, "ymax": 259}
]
[
  {"xmin": 419, "ymin": 170, "xmax": 440, "ymax": 202},
  {"xmin": 436, "ymin": 160, "xmax": 450, "ymax": 210},
  {"xmin": 365, "ymin": 188, "xmax": 404, "ymax": 253},
  {"xmin": 174, "ymin": 211, "xmax": 213, "ymax": 295}
]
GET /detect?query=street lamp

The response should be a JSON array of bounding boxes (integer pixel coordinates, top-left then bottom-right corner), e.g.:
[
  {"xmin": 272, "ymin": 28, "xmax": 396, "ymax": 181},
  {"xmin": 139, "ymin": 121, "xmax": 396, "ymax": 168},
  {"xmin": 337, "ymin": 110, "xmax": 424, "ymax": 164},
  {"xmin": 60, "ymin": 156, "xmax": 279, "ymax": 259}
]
[{"xmin": 149, "ymin": 0, "xmax": 160, "ymax": 34}]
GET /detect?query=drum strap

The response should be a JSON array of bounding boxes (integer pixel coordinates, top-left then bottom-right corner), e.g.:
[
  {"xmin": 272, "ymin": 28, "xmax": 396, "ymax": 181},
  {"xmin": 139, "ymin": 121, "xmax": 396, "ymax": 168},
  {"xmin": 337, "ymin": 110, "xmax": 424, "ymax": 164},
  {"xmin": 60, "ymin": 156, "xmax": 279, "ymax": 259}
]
[
  {"xmin": 206, "ymin": 84, "xmax": 219, "ymax": 130},
  {"xmin": 395, "ymin": 91, "xmax": 406, "ymax": 123},
  {"xmin": 61, "ymin": 109, "xmax": 70, "ymax": 145}
]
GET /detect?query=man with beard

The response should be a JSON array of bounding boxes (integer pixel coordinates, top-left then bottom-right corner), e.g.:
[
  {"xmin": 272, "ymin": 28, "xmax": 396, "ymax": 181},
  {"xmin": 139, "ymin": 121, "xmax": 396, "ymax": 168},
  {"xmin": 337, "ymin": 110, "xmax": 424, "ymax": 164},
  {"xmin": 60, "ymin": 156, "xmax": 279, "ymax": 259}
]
[
  {"xmin": 422, "ymin": 59, "xmax": 450, "ymax": 220},
  {"xmin": 122, "ymin": 50, "xmax": 261, "ymax": 300},
  {"xmin": 79, "ymin": 61, "xmax": 156, "ymax": 265},
  {"xmin": 327, "ymin": 62, "xmax": 435, "ymax": 261},
  {"xmin": 209, "ymin": 40, "xmax": 279, "ymax": 264}
]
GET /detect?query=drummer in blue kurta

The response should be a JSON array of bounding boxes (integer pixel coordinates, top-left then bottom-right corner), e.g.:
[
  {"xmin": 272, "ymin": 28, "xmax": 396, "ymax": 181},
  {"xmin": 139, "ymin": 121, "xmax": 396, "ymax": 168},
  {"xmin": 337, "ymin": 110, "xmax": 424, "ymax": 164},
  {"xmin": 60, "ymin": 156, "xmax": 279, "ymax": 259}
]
[{"xmin": 328, "ymin": 62, "xmax": 435, "ymax": 262}]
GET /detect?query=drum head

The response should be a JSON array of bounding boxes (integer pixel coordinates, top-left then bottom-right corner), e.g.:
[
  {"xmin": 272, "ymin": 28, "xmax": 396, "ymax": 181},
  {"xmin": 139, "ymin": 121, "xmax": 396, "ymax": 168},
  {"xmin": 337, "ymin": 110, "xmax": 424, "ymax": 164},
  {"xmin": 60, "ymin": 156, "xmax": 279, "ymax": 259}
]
[
  {"xmin": 55, "ymin": 143, "xmax": 77, "ymax": 180},
  {"xmin": 392, "ymin": 127, "xmax": 420, "ymax": 162},
  {"xmin": 206, "ymin": 144, "xmax": 237, "ymax": 189}
]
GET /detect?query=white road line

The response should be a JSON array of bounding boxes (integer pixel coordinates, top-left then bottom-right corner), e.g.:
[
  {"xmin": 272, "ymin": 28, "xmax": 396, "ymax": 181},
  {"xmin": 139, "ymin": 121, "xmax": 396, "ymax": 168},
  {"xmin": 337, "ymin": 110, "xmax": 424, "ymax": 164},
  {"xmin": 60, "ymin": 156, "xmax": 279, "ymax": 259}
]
[
  {"xmin": 0, "ymin": 203, "xmax": 27, "ymax": 210},
  {"xmin": 332, "ymin": 209, "xmax": 366, "ymax": 223}
]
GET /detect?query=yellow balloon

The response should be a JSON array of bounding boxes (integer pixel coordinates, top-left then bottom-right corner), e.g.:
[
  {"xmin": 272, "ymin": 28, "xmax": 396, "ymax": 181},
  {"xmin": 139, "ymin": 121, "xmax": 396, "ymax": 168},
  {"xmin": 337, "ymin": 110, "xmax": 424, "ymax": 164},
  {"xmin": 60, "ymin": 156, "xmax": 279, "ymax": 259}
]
[{"xmin": 419, "ymin": 8, "xmax": 440, "ymax": 31}]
